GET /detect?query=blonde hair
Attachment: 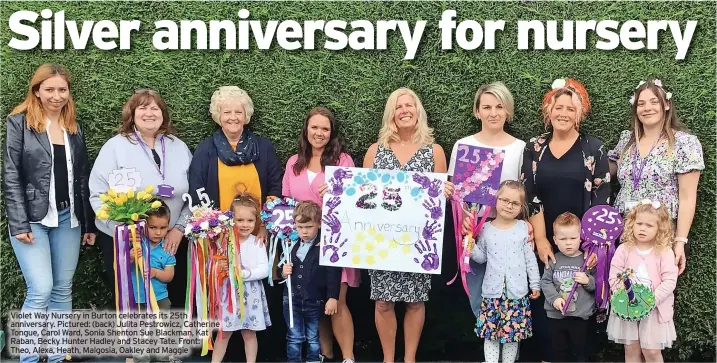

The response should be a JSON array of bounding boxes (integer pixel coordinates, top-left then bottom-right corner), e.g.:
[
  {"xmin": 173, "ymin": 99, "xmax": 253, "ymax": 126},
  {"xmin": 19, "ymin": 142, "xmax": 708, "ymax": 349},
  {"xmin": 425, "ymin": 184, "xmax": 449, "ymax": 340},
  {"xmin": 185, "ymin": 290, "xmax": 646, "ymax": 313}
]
[
  {"xmin": 497, "ymin": 180, "xmax": 528, "ymax": 220},
  {"xmin": 553, "ymin": 212, "xmax": 581, "ymax": 232},
  {"xmin": 209, "ymin": 86, "xmax": 255, "ymax": 124},
  {"xmin": 473, "ymin": 81, "xmax": 515, "ymax": 122},
  {"xmin": 10, "ymin": 64, "xmax": 78, "ymax": 134},
  {"xmin": 621, "ymin": 203, "xmax": 674, "ymax": 251},
  {"xmin": 377, "ymin": 87, "xmax": 434, "ymax": 147}
]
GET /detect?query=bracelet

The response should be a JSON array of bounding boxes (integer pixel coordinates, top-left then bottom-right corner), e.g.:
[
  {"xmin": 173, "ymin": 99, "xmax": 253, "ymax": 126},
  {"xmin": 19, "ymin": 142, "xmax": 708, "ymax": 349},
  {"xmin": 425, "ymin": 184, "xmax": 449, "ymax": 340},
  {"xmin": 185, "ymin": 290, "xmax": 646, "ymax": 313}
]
[{"xmin": 674, "ymin": 237, "xmax": 688, "ymax": 244}]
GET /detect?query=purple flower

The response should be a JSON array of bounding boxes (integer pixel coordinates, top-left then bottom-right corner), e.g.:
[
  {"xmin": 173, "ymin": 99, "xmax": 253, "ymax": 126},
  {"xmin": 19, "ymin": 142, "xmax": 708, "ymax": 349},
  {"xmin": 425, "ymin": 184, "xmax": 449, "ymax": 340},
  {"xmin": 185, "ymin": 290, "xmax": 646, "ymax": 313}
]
[
  {"xmin": 224, "ymin": 211, "xmax": 233, "ymax": 218},
  {"xmin": 192, "ymin": 225, "xmax": 201, "ymax": 233},
  {"xmin": 209, "ymin": 219, "xmax": 219, "ymax": 227}
]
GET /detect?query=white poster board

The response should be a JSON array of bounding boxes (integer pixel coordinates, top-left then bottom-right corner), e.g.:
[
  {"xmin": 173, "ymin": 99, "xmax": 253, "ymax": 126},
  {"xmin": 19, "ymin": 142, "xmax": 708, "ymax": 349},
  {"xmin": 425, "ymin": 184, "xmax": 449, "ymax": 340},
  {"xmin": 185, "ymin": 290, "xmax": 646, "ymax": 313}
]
[{"xmin": 319, "ymin": 166, "xmax": 447, "ymax": 274}]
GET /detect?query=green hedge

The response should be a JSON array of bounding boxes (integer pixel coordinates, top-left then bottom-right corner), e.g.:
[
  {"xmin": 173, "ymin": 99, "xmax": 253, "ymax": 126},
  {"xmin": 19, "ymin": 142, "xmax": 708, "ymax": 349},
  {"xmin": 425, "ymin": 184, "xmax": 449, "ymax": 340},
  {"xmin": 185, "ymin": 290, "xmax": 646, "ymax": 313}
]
[{"xmin": 1, "ymin": 1, "xmax": 714, "ymax": 361}]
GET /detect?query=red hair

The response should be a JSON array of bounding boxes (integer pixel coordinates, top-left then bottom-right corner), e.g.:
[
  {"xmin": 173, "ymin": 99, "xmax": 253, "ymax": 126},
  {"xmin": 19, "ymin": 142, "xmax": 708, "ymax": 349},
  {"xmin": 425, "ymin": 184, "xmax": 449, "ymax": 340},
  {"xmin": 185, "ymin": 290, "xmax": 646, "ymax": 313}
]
[
  {"xmin": 10, "ymin": 64, "xmax": 78, "ymax": 134},
  {"xmin": 540, "ymin": 78, "xmax": 591, "ymax": 129}
]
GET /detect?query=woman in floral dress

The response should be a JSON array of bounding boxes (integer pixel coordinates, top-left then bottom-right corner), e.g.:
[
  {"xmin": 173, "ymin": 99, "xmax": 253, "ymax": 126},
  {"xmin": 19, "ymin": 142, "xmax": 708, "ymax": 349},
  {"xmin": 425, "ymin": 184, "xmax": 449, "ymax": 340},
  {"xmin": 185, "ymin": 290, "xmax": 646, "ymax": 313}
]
[
  {"xmin": 362, "ymin": 87, "xmax": 454, "ymax": 363},
  {"xmin": 608, "ymin": 78, "xmax": 704, "ymax": 275}
]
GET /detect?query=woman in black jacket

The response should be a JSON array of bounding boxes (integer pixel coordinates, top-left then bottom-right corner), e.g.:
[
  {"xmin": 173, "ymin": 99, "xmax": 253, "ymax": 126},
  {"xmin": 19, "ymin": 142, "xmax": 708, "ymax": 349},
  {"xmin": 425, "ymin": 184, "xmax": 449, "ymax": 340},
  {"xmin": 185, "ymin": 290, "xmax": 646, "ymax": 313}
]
[{"xmin": 3, "ymin": 64, "xmax": 95, "ymax": 363}]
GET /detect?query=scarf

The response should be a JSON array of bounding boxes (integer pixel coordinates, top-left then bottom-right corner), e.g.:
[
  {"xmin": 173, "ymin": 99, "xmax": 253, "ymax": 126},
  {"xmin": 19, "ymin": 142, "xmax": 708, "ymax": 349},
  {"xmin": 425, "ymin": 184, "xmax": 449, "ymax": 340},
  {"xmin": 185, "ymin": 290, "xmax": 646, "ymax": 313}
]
[{"xmin": 212, "ymin": 128, "xmax": 259, "ymax": 166}]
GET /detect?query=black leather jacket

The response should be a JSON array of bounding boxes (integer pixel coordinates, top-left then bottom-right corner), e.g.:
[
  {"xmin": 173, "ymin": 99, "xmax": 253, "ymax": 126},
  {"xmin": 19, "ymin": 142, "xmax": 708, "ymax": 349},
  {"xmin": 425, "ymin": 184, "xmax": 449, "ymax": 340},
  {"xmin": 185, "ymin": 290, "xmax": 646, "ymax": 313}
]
[{"xmin": 3, "ymin": 113, "xmax": 95, "ymax": 235}]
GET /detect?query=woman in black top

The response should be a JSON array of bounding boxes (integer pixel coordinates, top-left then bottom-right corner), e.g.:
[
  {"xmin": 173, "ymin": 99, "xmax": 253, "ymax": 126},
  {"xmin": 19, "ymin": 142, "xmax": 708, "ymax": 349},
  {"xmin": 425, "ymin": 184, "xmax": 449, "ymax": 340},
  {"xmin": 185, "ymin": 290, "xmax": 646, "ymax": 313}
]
[
  {"xmin": 3, "ymin": 64, "xmax": 95, "ymax": 363},
  {"xmin": 520, "ymin": 78, "xmax": 610, "ymax": 362}
]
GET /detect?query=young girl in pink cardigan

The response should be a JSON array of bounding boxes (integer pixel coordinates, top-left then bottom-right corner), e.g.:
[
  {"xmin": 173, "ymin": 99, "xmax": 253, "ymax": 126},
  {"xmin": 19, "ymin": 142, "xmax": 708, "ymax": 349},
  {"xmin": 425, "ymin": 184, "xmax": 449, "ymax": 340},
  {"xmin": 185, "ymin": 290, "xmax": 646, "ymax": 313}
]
[
  {"xmin": 607, "ymin": 200, "xmax": 678, "ymax": 362},
  {"xmin": 282, "ymin": 107, "xmax": 357, "ymax": 363}
]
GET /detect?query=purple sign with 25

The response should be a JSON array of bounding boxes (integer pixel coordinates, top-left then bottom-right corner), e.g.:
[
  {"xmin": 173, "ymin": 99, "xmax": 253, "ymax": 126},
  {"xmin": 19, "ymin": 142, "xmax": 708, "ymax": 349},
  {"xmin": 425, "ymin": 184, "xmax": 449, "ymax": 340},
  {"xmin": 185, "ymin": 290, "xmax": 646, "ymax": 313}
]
[{"xmin": 452, "ymin": 144, "xmax": 505, "ymax": 205}]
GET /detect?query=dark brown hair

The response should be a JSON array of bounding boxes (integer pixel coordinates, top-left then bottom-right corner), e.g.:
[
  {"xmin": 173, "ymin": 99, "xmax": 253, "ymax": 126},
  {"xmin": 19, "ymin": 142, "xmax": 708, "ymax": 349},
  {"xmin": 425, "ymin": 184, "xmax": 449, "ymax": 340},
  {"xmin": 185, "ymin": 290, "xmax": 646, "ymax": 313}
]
[
  {"xmin": 293, "ymin": 107, "xmax": 346, "ymax": 175},
  {"xmin": 146, "ymin": 199, "xmax": 171, "ymax": 220},
  {"xmin": 293, "ymin": 201, "xmax": 321, "ymax": 224},
  {"xmin": 119, "ymin": 89, "xmax": 176, "ymax": 139}
]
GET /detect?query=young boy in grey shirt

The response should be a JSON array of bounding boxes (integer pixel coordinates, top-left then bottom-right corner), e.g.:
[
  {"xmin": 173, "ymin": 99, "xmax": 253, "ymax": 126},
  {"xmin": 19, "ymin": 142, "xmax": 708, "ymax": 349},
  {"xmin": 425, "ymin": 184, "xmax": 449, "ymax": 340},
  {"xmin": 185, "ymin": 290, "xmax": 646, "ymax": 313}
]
[{"xmin": 540, "ymin": 212, "xmax": 595, "ymax": 362}]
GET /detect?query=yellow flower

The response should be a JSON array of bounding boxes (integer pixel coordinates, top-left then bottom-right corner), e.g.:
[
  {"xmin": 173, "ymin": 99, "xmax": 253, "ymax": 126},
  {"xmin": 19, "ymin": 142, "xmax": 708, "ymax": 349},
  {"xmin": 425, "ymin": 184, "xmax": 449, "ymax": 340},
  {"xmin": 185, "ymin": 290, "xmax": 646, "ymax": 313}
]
[
  {"xmin": 115, "ymin": 196, "xmax": 126, "ymax": 206},
  {"xmin": 127, "ymin": 189, "xmax": 135, "ymax": 198},
  {"xmin": 137, "ymin": 191, "xmax": 146, "ymax": 200},
  {"xmin": 131, "ymin": 213, "xmax": 139, "ymax": 222},
  {"xmin": 142, "ymin": 193, "xmax": 152, "ymax": 200},
  {"xmin": 108, "ymin": 189, "xmax": 117, "ymax": 198},
  {"xmin": 99, "ymin": 194, "xmax": 109, "ymax": 202},
  {"xmin": 101, "ymin": 204, "xmax": 110, "ymax": 211},
  {"xmin": 150, "ymin": 201, "xmax": 162, "ymax": 209},
  {"xmin": 96, "ymin": 211, "xmax": 109, "ymax": 220},
  {"xmin": 144, "ymin": 185, "xmax": 154, "ymax": 194}
]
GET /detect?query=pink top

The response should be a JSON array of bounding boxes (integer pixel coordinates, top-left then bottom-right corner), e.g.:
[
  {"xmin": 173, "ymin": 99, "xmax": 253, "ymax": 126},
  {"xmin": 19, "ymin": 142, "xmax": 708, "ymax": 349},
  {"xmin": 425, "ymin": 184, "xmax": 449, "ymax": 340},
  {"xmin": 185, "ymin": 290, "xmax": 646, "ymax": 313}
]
[
  {"xmin": 282, "ymin": 153, "xmax": 355, "ymax": 204},
  {"xmin": 282, "ymin": 152, "xmax": 360, "ymax": 288},
  {"xmin": 609, "ymin": 244, "xmax": 678, "ymax": 323}
]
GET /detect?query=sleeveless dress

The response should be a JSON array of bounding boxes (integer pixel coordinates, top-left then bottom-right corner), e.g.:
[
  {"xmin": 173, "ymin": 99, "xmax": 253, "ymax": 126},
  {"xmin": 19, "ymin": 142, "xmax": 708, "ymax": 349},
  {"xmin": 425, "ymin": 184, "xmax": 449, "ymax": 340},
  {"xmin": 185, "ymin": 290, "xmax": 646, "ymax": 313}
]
[{"xmin": 369, "ymin": 144, "xmax": 435, "ymax": 302}]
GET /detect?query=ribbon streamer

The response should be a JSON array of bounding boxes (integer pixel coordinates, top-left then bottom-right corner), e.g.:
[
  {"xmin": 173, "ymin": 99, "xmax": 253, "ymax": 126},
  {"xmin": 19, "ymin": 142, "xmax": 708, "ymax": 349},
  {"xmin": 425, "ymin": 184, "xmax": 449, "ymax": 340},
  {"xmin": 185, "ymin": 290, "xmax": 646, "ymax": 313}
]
[
  {"xmin": 447, "ymin": 200, "xmax": 490, "ymax": 297},
  {"xmin": 561, "ymin": 236, "xmax": 616, "ymax": 314}
]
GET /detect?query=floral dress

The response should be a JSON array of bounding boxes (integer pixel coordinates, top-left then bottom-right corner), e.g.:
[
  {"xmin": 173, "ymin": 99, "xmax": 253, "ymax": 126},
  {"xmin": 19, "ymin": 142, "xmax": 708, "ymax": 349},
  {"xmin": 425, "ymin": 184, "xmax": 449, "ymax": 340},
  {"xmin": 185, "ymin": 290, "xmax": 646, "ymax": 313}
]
[
  {"xmin": 521, "ymin": 132, "xmax": 611, "ymax": 245},
  {"xmin": 608, "ymin": 130, "xmax": 704, "ymax": 219},
  {"xmin": 368, "ymin": 144, "xmax": 434, "ymax": 302}
]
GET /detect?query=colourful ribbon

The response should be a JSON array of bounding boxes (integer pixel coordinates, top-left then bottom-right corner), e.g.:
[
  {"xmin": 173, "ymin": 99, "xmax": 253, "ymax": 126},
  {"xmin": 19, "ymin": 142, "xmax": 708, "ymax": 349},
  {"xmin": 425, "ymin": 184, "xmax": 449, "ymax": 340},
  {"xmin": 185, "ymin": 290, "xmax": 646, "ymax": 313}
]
[{"xmin": 447, "ymin": 200, "xmax": 489, "ymax": 297}]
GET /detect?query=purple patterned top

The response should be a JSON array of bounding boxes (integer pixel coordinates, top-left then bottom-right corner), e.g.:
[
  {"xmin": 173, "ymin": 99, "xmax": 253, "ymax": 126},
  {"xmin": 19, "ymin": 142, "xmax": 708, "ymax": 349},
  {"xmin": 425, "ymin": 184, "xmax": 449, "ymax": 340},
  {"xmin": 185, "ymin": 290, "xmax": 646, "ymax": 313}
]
[{"xmin": 608, "ymin": 130, "xmax": 704, "ymax": 219}]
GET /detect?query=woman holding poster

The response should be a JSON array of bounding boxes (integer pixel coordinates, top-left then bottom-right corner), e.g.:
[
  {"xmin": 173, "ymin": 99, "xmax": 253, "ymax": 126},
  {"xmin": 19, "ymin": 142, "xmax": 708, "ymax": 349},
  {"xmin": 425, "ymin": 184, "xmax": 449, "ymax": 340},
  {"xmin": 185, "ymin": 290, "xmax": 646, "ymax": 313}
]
[
  {"xmin": 282, "ymin": 106, "xmax": 358, "ymax": 363},
  {"xmin": 608, "ymin": 78, "xmax": 703, "ymax": 274},
  {"xmin": 448, "ymin": 82, "xmax": 526, "ymax": 317},
  {"xmin": 89, "ymin": 89, "xmax": 193, "ymax": 307},
  {"xmin": 520, "ymin": 78, "xmax": 610, "ymax": 362},
  {"xmin": 362, "ymin": 87, "xmax": 454, "ymax": 363},
  {"xmin": 4, "ymin": 64, "xmax": 96, "ymax": 363}
]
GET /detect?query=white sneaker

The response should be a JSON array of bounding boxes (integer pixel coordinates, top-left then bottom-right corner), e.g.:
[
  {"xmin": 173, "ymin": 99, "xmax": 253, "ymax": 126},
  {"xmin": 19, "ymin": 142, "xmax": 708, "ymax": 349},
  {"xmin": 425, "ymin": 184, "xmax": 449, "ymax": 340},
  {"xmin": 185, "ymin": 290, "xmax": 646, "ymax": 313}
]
[{"xmin": 342, "ymin": 359, "xmax": 355, "ymax": 363}]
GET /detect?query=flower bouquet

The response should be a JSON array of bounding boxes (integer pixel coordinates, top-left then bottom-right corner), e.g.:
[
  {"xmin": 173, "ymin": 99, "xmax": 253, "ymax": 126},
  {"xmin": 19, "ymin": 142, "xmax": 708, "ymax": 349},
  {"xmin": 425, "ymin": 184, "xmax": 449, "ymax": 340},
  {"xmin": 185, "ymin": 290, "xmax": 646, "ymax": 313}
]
[
  {"xmin": 97, "ymin": 186, "xmax": 162, "ymax": 313},
  {"xmin": 183, "ymin": 205, "xmax": 243, "ymax": 356}
]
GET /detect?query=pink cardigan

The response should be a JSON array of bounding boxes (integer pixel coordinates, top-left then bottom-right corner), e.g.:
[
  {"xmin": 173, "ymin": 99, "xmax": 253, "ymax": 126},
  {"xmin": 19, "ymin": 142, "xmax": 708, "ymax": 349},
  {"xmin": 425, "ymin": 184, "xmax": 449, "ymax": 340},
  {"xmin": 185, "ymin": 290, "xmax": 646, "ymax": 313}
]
[
  {"xmin": 282, "ymin": 153, "xmax": 354, "ymax": 204},
  {"xmin": 609, "ymin": 244, "xmax": 678, "ymax": 323}
]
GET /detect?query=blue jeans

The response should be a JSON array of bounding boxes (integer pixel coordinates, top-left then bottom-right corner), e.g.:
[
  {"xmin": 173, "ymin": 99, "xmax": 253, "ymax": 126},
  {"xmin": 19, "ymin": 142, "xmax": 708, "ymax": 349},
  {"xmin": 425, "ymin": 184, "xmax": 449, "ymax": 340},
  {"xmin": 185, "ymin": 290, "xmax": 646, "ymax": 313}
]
[
  {"xmin": 466, "ymin": 258, "xmax": 486, "ymax": 318},
  {"xmin": 283, "ymin": 296, "xmax": 323, "ymax": 362},
  {"xmin": 9, "ymin": 209, "xmax": 81, "ymax": 363}
]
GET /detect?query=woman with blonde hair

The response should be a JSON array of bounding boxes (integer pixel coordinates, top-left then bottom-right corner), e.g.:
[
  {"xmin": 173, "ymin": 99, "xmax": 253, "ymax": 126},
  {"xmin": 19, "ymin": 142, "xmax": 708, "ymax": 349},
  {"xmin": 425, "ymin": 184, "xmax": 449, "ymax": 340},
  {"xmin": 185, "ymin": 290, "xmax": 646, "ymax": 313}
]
[
  {"xmin": 451, "ymin": 81, "xmax": 527, "ymax": 317},
  {"xmin": 4, "ymin": 63, "xmax": 96, "ymax": 363},
  {"xmin": 363, "ymin": 87, "xmax": 454, "ymax": 363}
]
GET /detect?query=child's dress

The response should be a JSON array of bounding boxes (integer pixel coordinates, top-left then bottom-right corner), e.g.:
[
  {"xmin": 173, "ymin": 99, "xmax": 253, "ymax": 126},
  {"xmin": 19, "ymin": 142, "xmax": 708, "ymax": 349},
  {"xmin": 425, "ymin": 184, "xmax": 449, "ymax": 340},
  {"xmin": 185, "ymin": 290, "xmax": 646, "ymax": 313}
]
[
  {"xmin": 471, "ymin": 220, "xmax": 540, "ymax": 343},
  {"xmin": 606, "ymin": 244, "xmax": 678, "ymax": 349},
  {"xmin": 220, "ymin": 234, "xmax": 272, "ymax": 331}
]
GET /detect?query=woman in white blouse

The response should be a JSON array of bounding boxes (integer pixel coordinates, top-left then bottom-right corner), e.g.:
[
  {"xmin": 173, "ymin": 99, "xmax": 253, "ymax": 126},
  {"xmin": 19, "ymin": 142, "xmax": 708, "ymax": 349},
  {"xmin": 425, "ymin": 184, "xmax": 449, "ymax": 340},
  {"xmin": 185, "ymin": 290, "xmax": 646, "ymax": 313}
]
[{"xmin": 447, "ymin": 81, "xmax": 526, "ymax": 316}]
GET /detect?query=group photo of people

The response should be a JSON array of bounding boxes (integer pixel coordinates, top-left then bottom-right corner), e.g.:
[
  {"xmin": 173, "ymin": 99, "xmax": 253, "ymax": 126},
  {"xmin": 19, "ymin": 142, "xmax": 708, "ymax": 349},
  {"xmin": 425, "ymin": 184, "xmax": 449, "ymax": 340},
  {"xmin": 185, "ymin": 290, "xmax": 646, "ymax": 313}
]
[{"xmin": 3, "ymin": 60, "xmax": 706, "ymax": 363}]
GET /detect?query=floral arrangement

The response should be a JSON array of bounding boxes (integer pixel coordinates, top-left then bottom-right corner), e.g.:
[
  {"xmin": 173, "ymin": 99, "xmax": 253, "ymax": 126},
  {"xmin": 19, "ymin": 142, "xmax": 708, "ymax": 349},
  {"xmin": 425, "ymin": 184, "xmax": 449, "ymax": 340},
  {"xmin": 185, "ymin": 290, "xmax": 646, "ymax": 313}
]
[
  {"xmin": 260, "ymin": 197, "xmax": 299, "ymax": 242},
  {"xmin": 96, "ymin": 185, "xmax": 162, "ymax": 224},
  {"xmin": 183, "ymin": 205, "xmax": 234, "ymax": 241}
]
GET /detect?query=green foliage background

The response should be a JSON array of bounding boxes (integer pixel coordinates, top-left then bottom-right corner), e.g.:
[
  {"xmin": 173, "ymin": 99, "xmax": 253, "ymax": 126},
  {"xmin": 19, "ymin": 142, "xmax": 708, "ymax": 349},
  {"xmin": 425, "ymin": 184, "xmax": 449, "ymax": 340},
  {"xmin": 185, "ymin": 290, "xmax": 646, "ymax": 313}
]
[{"xmin": 1, "ymin": 1, "xmax": 714, "ymax": 361}]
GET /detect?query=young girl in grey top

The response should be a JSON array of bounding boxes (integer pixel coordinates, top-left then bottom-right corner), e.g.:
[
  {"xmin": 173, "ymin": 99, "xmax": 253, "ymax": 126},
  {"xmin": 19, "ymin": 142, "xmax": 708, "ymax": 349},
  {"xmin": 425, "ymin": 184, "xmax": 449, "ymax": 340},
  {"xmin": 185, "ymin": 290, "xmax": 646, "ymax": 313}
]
[{"xmin": 471, "ymin": 180, "xmax": 541, "ymax": 363}]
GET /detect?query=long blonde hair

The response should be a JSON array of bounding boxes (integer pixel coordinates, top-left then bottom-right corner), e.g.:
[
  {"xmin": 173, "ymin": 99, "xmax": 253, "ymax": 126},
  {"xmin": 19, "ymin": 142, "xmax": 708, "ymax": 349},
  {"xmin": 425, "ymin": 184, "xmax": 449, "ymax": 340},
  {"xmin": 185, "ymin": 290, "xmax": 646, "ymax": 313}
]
[
  {"xmin": 10, "ymin": 64, "xmax": 78, "ymax": 134},
  {"xmin": 377, "ymin": 87, "xmax": 434, "ymax": 147},
  {"xmin": 621, "ymin": 203, "xmax": 674, "ymax": 251}
]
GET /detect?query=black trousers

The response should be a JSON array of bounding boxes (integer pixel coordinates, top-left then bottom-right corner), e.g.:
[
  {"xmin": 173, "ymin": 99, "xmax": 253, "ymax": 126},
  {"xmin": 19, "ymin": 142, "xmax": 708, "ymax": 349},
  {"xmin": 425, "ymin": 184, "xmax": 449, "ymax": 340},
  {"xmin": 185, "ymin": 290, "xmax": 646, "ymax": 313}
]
[
  {"xmin": 97, "ymin": 230, "xmax": 188, "ymax": 309},
  {"xmin": 549, "ymin": 316, "xmax": 590, "ymax": 362}
]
